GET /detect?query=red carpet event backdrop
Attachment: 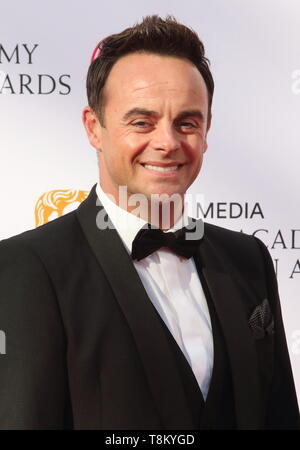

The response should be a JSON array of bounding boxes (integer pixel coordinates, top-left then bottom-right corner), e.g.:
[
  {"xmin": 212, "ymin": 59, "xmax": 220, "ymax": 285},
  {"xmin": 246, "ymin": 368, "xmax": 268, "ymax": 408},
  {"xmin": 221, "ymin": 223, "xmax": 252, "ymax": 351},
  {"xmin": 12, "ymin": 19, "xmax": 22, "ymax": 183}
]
[{"xmin": 1, "ymin": 1, "xmax": 299, "ymax": 401}]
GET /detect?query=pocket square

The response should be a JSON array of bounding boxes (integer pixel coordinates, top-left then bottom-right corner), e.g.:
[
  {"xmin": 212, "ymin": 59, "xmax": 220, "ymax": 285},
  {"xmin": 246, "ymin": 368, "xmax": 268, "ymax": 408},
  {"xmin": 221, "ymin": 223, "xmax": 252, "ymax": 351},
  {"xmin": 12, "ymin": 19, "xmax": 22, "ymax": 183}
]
[{"xmin": 248, "ymin": 298, "xmax": 274, "ymax": 339}]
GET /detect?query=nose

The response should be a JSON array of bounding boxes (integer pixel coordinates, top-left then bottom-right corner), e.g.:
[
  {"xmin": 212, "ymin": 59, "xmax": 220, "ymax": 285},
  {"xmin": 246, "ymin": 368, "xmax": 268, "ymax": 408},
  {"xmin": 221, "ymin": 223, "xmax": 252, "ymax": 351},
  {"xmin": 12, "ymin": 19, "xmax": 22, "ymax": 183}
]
[{"xmin": 151, "ymin": 124, "xmax": 181, "ymax": 154}]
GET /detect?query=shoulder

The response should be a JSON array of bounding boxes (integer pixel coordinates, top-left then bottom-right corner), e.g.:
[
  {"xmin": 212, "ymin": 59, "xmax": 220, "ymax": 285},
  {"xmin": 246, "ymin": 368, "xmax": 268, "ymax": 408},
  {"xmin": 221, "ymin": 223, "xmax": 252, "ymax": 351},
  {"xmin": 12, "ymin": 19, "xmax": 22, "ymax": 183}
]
[
  {"xmin": 203, "ymin": 221, "xmax": 271, "ymax": 277},
  {"xmin": 204, "ymin": 221, "xmax": 254, "ymax": 243},
  {"xmin": 0, "ymin": 210, "xmax": 81, "ymax": 266}
]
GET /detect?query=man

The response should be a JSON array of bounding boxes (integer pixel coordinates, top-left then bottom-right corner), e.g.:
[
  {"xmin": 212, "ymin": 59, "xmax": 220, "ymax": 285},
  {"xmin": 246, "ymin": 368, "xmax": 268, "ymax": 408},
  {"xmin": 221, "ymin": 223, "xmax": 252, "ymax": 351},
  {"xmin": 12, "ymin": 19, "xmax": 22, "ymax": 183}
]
[{"xmin": 0, "ymin": 15, "xmax": 299, "ymax": 430}]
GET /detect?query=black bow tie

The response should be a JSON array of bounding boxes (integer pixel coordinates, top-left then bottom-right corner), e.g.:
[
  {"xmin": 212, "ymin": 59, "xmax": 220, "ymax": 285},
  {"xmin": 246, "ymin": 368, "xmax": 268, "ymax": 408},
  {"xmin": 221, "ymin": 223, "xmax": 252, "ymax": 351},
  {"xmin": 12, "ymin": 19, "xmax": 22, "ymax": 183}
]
[{"xmin": 131, "ymin": 219, "xmax": 203, "ymax": 261}]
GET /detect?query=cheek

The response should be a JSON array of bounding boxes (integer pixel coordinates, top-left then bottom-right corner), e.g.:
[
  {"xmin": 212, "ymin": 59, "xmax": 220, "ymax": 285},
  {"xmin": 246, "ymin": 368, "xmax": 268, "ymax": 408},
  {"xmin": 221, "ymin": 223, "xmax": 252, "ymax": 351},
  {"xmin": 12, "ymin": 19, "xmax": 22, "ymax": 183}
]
[
  {"xmin": 102, "ymin": 134, "xmax": 128, "ymax": 166},
  {"xmin": 104, "ymin": 137, "xmax": 145, "ymax": 178},
  {"xmin": 122, "ymin": 136, "xmax": 150, "ymax": 165},
  {"xmin": 185, "ymin": 138, "xmax": 205, "ymax": 163}
]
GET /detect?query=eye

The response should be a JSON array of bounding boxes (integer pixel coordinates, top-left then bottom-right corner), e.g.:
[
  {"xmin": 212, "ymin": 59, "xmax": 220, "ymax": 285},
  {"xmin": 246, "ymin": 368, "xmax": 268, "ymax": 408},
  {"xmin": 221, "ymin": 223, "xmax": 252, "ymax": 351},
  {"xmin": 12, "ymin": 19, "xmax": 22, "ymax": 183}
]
[
  {"xmin": 132, "ymin": 121, "xmax": 151, "ymax": 127},
  {"xmin": 175, "ymin": 121, "xmax": 199, "ymax": 133},
  {"xmin": 179, "ymin": 121, "xmax": 197, "ymax": 129},
  {"xmin": 131, "ymin": 120, "xmax": 154, "ymax": 133}
]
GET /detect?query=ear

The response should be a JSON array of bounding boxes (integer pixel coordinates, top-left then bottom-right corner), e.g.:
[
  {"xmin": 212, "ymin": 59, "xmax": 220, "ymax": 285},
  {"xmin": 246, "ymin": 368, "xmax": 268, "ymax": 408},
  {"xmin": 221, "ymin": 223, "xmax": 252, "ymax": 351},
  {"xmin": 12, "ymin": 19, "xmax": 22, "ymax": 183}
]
[
  {"xmin": 203, "ymin": 112, "xmax": 212, "ymax": 153},
  {"xmin": 82, "ymin": 106, "xmax": 103, "ymax": 150}
]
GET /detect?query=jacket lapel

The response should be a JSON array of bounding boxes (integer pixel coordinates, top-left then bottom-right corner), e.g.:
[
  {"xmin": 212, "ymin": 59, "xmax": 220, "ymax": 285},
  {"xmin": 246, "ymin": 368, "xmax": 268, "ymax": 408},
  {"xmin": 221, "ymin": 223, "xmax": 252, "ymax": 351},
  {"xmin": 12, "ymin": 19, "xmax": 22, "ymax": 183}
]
[
  {"xmin": 194, "ymin": 234, "xmax": 264, "ymax": 429},
  {"xmin": 76, "ymin": 185, "xmax": 195, "ymax": 429}
]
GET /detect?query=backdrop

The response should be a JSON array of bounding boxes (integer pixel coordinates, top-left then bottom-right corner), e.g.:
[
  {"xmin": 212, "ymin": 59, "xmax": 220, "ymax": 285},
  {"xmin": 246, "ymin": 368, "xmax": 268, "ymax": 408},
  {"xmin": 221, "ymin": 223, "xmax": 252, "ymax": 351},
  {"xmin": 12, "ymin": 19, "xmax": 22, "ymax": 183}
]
[{"xmin": 1, "ymin": 0, "xmax": 299, "ymax": 402}]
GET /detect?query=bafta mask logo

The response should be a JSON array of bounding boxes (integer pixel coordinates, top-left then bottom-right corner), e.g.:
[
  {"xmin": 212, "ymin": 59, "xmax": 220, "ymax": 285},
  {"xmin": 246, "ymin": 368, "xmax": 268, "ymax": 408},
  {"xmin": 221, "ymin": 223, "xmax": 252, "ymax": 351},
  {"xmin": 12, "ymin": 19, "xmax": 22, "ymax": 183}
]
[{"xmin": 35, "ymin": 189, "xmax": 88, "ymax": 227}]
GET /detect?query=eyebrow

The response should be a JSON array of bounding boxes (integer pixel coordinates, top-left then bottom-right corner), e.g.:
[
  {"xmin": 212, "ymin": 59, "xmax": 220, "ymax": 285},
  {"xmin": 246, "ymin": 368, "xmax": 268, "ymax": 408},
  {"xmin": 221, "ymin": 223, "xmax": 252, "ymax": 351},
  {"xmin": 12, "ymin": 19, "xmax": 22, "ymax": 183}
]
[
  {"xmin": 176, "ymin": 109, "xmax": 205, "ymax": 122},
  {"xmin": 122, "ymin": 108, "xmax": 159, "ymax": 122},
  {"xmin": 122, "ymin": 108, "xmax": 205, "ymax": 122}
]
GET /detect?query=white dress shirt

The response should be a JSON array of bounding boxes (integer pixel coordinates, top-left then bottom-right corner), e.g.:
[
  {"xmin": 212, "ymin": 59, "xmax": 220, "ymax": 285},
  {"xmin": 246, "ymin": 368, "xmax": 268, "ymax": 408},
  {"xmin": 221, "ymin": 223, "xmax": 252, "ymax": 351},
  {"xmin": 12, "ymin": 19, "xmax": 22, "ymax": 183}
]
[{"xmin": 96, "ymin": 183, "xmax": 214, "ymax": 399}]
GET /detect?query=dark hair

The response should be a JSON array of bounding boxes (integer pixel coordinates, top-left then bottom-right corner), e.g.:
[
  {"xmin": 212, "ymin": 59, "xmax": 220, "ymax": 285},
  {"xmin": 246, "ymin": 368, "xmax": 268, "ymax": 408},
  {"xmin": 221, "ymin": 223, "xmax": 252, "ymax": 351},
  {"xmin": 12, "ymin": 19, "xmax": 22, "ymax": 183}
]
[{"xmin": 86, "ymin": 15, "xmax": 214, "ymax": 126}]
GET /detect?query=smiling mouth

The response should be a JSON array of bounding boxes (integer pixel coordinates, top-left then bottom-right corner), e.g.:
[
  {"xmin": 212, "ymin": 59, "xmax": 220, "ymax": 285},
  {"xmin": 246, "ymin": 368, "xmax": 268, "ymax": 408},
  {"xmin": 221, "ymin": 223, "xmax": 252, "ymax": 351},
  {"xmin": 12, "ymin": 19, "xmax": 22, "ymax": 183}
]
[{"xmin": 140, "ymin": 163, "xmax": 183, "ymax": 172}]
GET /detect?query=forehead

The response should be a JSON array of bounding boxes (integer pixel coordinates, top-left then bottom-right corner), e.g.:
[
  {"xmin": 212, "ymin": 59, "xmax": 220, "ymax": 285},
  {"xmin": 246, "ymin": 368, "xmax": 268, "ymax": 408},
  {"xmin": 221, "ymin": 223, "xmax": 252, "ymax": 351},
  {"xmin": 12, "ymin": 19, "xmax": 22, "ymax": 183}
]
[{"xmin": 104, "ymin": 52, "xmax": 209, "ymax": 110}]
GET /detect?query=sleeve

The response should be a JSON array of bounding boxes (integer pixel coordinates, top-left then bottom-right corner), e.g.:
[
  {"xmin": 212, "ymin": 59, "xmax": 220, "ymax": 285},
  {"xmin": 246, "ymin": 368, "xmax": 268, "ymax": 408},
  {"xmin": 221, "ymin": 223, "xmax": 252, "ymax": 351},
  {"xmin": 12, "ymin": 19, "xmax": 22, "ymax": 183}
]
[
  {"xmin": 0, "ymin": 238, "xmax": 70, "ymax": 429},
  {"xmin": 254, "ymin": 236, "xmax": 300, "ymax": 429}
]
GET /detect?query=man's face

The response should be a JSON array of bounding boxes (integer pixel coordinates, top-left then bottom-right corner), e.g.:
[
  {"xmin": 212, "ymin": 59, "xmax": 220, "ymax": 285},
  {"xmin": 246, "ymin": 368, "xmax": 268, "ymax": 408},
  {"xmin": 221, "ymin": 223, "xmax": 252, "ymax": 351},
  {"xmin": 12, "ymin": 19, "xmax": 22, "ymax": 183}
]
[{"xmin": 85, "ymin": 52, "xmax": 211, "ymax": 202}]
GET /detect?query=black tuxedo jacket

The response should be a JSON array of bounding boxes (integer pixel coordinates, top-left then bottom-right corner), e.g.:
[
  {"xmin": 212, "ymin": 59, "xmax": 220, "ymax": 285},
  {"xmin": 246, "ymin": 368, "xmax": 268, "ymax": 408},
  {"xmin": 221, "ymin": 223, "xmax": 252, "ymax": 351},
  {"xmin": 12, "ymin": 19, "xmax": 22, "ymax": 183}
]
[{"xmin": 0, "ymin": 184, "xmax": 299, "ymax": 429}]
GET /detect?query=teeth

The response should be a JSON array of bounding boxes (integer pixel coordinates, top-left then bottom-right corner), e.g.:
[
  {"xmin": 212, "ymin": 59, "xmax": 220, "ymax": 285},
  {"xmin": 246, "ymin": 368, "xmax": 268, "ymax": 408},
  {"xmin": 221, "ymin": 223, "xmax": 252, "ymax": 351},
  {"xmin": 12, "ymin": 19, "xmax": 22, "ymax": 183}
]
[{"xmin": 143, "ymin": 164, "xmax": 179, "ymax": 172}]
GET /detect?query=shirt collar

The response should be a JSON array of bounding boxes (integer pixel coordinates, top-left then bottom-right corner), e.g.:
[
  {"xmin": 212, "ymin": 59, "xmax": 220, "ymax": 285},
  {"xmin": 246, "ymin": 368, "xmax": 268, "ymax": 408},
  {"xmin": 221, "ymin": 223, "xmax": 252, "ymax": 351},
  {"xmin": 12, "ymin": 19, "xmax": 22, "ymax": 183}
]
[{"xmin": 95, "ymin": 183, "xmax": 191, "ymax": 254}]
